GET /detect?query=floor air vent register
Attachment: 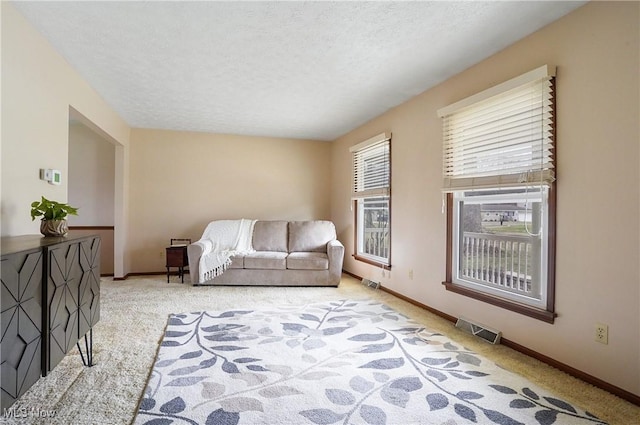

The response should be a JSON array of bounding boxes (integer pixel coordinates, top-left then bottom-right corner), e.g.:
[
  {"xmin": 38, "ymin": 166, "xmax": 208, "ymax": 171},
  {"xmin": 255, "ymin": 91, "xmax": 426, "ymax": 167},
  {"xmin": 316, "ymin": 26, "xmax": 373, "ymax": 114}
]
[
  {"xmin": 455, "ymin": 317, "xmax": 502, "ymax": 344},
  {"xmin": 361, "ymin": 278, "xmax": 380, "ymax": 289}
]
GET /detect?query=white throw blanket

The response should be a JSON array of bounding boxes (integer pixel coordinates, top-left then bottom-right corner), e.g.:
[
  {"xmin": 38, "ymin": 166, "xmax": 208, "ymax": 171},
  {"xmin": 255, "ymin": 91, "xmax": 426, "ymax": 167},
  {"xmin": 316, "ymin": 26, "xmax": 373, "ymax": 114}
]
[{"xmin": 197, "ymin": 219, "xmax": 256, "ymax": 284}]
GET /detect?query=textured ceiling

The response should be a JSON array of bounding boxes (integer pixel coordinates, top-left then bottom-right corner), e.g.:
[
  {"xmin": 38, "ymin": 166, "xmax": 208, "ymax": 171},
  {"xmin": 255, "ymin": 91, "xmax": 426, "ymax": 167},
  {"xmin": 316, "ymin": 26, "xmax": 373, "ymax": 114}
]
[{"xmin": 13, "ymin": 1, "xmax": 585, "ymax": 141}]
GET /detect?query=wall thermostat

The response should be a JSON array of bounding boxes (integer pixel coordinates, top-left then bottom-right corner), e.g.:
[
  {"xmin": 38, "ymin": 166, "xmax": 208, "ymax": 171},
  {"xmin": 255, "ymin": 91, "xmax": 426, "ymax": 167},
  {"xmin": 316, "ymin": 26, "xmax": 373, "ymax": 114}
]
[{"xmin": 40, "ymin": 169, "xmax": 62, "ymax": 185}]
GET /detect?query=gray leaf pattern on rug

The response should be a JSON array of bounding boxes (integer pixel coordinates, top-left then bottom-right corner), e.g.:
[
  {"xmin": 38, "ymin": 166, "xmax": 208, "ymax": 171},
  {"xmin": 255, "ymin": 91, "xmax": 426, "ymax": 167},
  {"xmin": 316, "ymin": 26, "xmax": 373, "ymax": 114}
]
[{"xmin": 134, "ymin": 300, "xmax": 607, "ymax": 425}]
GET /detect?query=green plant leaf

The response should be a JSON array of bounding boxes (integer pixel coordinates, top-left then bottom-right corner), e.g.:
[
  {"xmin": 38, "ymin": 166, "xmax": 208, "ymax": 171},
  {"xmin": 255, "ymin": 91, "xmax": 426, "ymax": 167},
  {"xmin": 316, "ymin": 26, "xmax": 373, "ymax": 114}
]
[{"xmin": 30, "ymin": 197, "xmax": 79, "ymax": 221}]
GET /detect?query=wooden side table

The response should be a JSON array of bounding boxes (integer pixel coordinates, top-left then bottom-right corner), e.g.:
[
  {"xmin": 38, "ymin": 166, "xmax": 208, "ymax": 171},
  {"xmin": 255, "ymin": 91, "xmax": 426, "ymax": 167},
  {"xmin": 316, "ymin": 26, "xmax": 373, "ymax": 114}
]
[{"xmin": 166, "ymin": 239, "xmax": 190, "ymax": 283}]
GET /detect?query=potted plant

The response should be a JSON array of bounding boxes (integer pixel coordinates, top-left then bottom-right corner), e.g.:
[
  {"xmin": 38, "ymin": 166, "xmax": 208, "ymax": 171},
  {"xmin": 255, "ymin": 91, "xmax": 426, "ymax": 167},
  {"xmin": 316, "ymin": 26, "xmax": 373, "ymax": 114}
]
[{"xmin": 30, "ymin": 196, "xmax": 79, "ymax": 236}]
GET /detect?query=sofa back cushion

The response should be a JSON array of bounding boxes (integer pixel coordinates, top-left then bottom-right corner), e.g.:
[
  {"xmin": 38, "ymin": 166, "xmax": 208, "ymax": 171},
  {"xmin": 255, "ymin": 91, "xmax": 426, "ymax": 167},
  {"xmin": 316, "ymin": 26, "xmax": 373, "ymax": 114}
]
[
  {"xmin": 252, "ymin": 221, "xmax": 289, "ymax": 252},
  {"xmin": 289, "ymin": 221, "xmax": 336, "ymax": 253}
]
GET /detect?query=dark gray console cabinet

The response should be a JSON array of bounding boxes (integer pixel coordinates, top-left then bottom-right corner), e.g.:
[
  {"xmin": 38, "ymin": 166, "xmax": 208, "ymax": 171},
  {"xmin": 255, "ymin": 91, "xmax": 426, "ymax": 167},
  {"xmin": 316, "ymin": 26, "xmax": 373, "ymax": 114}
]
[
  {"xmin": 1, "ymin": 233, "xmax": 100, "ymax": 410},
  {"xmin": 0, "ymin": 245, "xmax": 43, "ymax": 412}
]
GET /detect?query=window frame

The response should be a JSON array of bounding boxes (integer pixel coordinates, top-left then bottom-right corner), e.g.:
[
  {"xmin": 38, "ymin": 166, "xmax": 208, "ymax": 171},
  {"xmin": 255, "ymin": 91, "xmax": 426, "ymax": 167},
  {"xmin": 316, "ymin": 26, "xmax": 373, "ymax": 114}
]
[
  {"xmin": 439, "ymin": 66, "xmax": 557, "ymax": 323},
  {"xmin": 353, "ymin": 196, "xmax": 391, "ymax": 267},
  {"xmin": 350, "ymin": 133, "xmax": 392, "ymax": 268},
  {"xmin": 444, "ymin": 185, "xmax": 556, "ymax": 323},
  {"xmin": 450, "ymin": 187, "xmax": 552, "ymax": 307}
]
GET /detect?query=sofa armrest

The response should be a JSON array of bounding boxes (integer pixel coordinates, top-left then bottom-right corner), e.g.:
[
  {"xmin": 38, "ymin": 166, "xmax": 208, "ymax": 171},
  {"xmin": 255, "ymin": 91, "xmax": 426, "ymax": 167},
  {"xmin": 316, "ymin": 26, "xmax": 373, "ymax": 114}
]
[
  {"xmin": 327, "ymin": 239, "xmax": 345, "ymax": 286},
  {"xmin": 187, "ymin": 240, "xmax": 211, "ymax": 285}
]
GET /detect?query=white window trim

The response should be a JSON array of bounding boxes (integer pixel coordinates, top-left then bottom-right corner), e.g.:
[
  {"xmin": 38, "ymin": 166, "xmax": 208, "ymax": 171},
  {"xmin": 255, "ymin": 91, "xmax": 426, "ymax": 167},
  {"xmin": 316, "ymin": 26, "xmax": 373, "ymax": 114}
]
[
  {"xmin": 355, "ymin": 196, "xmax": 390, "ymax": 266},
  {"xmin": 451, "ymin": 189, "xmax": 549, "ymax": 310}
]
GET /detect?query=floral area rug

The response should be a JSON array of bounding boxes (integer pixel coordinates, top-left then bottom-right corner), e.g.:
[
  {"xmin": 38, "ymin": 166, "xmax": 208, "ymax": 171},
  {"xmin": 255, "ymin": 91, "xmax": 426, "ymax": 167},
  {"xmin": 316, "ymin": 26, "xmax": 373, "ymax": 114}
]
[{"xmin": 134, "ymin": 300, "xmax": 605, "ymax": 425}]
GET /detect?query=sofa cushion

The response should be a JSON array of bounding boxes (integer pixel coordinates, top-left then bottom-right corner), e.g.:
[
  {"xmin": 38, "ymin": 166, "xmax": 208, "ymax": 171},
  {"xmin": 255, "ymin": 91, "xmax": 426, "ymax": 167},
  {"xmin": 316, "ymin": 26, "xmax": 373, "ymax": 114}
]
[
  {"xmin": 287, "ymin": 252, "xmax": 329, "ymax": 270},
  {"xmin": 244, "ymin": 251, "xmax": 287, "ymax": 270},
  {"xmin": 252, "ymin": 221, "xmax": 288, "ymax": 252},
  {"xmin": 288, "ymin": 221, "xmax": 336, "ymax": 253},
  {"xmin": 228, "ymin": 255, "xmax": 244, "ymax": 269}
]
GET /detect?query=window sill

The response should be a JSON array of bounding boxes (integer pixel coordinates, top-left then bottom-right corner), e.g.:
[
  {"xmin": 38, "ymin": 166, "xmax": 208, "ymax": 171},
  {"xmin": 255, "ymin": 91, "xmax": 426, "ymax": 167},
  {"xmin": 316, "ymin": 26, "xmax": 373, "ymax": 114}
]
[
  {"xmin": 442, "ymin": 281, "xmax": 556, "ymax": 324},
  {"xmin": 353, "ymin": 254, "xmax": 391, "ymax": 269}
]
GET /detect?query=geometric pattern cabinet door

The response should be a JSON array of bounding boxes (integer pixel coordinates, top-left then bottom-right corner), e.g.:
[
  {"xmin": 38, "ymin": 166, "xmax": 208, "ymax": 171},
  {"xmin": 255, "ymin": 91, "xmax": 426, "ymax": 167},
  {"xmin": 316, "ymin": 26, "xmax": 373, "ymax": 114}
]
[
  {"xmin": 0, "ymin": 248, "xmax": 43, "ymax": 411},
  {"xmin": 0, "ymin": 233, "xmax": 101, "ymax": 408},
  {"xmin": 78, "ymin": 237, "xmax": 100, "ymax": 338},
  {"xmin": 45, "ymin": 241, "xmax": 81, "ymax": 373}
]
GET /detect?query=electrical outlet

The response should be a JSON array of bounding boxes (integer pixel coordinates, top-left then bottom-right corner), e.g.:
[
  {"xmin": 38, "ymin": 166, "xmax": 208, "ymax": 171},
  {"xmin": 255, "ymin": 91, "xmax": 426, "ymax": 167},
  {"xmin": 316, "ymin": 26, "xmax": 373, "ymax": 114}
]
[
  {"xmin": 408, "ymin": 269, "xmax": 414, "ymax": 280},
  {"xmin": 595, "ymin": 323, "xmax": 608, "ymax": 344}
]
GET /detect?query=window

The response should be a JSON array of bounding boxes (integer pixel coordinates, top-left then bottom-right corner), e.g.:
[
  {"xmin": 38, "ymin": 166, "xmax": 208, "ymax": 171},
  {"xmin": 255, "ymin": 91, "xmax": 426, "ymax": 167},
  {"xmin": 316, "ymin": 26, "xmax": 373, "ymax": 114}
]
[
  {"xmin": 438, "ymin": 66, "xmax": 556, "ymax": 322},
  {"xmin": 351, "ymin": 133, "xmax": 391, "ymax": 267}
]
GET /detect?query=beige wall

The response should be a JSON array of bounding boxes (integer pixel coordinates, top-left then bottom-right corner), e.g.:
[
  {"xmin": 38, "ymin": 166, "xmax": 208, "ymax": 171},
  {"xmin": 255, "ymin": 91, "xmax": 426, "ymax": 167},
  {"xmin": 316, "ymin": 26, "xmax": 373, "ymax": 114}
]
[
  {"xmin": 65, "ymin": 227, "xmax": 114, "ymax": 276},
  {"xmin": 68, "ymin": 122, "xmax": 116, "ymax": 275},
  {"xmin": 1, "ymin": 3, "xmax": 130, "ymax": 275},
  {"xmin": 331, "ymin": 2, "xmax": 639, "ymax": 395},
  {"xmin": 4, "ymin": 0, "xmax": 639, "ymax": 396},
  {"xmin": 68, "ymin": 123, "xmax": 116, "ymax": 226},
  {"xmin": 128, "ymin": 129, "xmax": 331, "ymax": 273}
]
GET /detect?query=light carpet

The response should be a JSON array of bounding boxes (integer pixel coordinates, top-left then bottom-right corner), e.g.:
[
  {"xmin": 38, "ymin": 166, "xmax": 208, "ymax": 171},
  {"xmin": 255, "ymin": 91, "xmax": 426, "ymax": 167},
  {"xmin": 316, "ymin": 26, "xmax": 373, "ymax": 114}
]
[{"xmin": 1, "ymin": 275, "xmax": 638, "ymax": 425}]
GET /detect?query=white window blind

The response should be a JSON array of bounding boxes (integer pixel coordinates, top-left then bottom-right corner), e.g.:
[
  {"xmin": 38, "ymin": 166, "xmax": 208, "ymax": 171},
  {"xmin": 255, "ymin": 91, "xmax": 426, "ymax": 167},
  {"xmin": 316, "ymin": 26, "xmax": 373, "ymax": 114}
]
[
  {"xmin": 438, "ymin": 65, "xmax": 556, "ymax": 192},
  {"xmin": 350, "ymin": 133, "xmax": 391, "ymax": 199}
]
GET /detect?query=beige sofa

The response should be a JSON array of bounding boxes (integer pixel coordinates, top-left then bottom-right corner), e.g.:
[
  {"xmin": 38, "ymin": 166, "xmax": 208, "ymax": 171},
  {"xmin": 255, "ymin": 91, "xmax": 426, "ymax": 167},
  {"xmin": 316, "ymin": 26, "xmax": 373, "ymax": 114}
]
[{"xmin": 187, "ymin": 220, "xmax": 344, "ymax": 286}]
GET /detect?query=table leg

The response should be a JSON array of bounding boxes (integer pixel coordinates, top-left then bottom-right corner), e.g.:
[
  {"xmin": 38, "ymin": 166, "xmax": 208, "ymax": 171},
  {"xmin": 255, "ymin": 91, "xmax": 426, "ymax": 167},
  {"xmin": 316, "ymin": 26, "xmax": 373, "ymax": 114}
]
[{"xmin": 76, "ymin": 329, "xmax": 95, "ymax": 367}]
